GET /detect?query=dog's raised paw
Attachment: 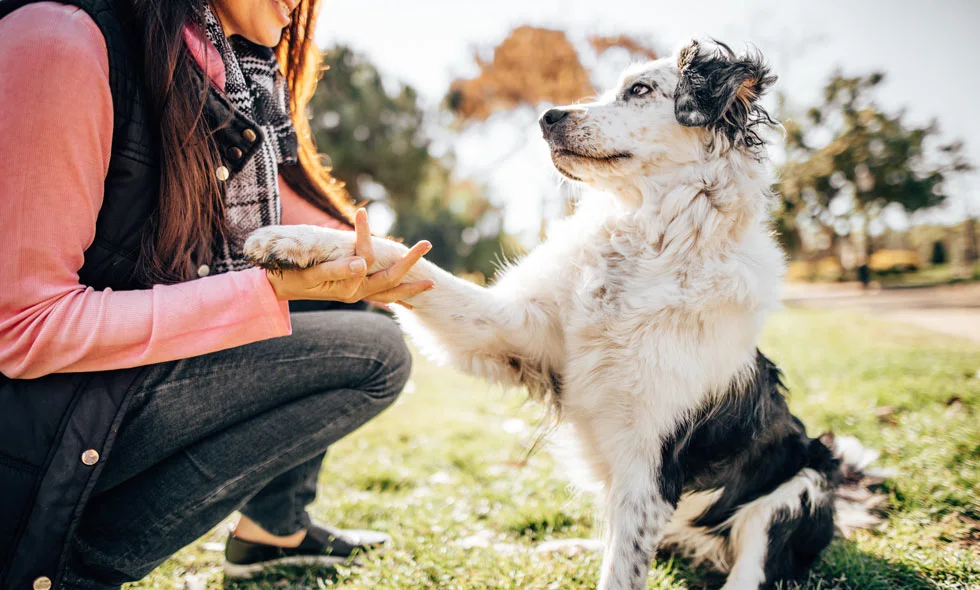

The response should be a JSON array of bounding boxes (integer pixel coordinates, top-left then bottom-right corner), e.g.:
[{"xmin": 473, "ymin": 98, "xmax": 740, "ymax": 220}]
[{"xmin": 243, "ymin": 225, "xmax": 345, "ymax": 272}]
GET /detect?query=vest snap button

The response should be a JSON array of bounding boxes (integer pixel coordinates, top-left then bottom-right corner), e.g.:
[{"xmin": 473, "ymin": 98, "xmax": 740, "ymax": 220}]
[
  {"xmin": 197, "ymin": 264, "xmax": 211, "ymax": 277},
  {"xmin": 242, "ymin": 128, "xmax": 257, "ymax": 143},
  {"xmin": 33, "ymin": 577, "xmax": 52, "ymax": 590},
  {"xmin": 215, "ymin": 166, "xmax": 230, "ymax": 181},
  {"xmin": 81, "ymin": 449, "xmax": 100, "ymax": 466},
  {"xmin": 229, "ymin": 147, "xmax": 243, "ymax": 160}
]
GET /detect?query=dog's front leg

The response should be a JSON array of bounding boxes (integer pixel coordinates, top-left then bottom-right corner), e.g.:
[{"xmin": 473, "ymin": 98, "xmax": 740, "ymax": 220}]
[
  {"xmin": 575, "ymin": 407, "xmax": 678, "ymax": 590},
  {"xmin": 598, "ymin": 460, "xmax": 676, "ymax": 590},
  {"xmin": 244, "ymin": 224, "xmax": 562, "ymax": 392}
]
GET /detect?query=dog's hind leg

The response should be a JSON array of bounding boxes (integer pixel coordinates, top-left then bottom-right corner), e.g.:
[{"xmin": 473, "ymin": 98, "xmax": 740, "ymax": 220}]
[
  {"xmin": 719, "ymin": 469, "xmax": 835, "ymax": 590},
  {"xmin": 718, "ymin": 509, "xmax": 768, "ymax": 590}
]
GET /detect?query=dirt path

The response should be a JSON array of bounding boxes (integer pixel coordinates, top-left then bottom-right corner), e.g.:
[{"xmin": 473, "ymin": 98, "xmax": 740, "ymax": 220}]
[{"xmin": 781, "ymin": 282, "xmax": 980, "ymax": 343}]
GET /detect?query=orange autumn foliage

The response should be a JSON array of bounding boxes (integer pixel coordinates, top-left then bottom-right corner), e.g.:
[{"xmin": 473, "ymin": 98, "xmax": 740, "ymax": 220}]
[
  {"xmin": 588, "ymin": 34, "xmax": 659, "ymax": 61},
  {"xmin": 447, "ymin": 26, "xmax": 594, "ymax": 123},
  {"xmin": 447, "ymin": 26, "xmax": 659, "ymax": 124}
]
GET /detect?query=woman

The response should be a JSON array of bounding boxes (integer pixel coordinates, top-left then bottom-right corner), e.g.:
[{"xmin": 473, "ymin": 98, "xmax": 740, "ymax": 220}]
[{"xmin": 0, "ymin": 0, "xmax": 434, "ymax": 588}]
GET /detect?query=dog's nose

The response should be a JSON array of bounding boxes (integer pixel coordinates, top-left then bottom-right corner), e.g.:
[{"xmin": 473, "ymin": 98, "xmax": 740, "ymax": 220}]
[{"xmin": 539, "ymin": 108, "xmax": 569, "ymax": 132}]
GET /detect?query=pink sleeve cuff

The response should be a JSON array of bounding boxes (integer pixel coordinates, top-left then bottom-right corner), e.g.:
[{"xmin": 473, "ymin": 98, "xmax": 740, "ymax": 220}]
[{"xmin": 242, "ymin": 267, "xmax": 293, "ymax": 338}]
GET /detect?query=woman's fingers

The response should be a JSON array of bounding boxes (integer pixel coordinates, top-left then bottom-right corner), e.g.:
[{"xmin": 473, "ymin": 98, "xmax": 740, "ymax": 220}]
[
  {"xmin": 368, "ymin": 279, "xmax": 435, "ymax": 303},
  {"xmin": 284, "ymin": 234, "xmax": 431, "ymax": 303},
  {"xmin": 353, "ymin": 208, "xmax": 376, "ymax": 268},
  {"xmin": 304, "ymin": 256, "xmax": 368, "ymax": 284},
  {"xmin": 364, "ymin": 240, "xmax": 432, "ymax": 292}
]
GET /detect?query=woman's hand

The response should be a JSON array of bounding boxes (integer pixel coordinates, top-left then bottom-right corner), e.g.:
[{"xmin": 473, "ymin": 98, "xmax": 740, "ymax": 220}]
[{"xmin": 264, "ymin": 209, "xmax": 434, "ymax": 305}]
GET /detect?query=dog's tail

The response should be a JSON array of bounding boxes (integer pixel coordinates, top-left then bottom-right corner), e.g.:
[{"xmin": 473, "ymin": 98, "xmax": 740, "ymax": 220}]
[{"xmin": 818, "ymin": 432, "xmax": 891, "ymax": 536}]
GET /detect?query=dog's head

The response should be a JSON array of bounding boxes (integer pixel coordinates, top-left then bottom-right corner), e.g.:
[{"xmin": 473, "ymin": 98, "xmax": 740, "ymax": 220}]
[{"xmin": 540, "ymin": 40, "xmax": 776, "ymax": 186}]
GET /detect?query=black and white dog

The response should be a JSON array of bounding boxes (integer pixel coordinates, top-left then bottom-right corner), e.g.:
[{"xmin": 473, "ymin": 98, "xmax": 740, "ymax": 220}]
[{"xmin": 245, "ymin": 40, "xmax": 875, "ymax": 590}]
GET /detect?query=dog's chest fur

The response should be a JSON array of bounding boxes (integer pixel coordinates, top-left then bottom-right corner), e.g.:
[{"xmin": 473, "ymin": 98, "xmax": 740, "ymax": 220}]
[{"xmin": 555, "ymin": 204, "xmax": 780, "ymax": 424}]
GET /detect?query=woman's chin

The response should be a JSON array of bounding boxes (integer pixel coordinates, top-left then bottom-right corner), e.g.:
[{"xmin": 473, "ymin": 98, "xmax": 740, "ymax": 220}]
[{"xmin": 244, "ymin": 28, "xmax": 285, "ymax": 48}]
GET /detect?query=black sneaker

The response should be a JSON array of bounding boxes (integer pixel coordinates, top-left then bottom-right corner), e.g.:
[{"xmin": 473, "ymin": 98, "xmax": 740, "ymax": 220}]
[{"xmin": 223, "ymin": 523, "xmax": 390, "ymax": 580}]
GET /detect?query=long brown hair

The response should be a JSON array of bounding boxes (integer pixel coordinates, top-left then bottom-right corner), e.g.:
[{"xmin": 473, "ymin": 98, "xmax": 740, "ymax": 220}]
[{"xmin": 134, "ymin": 0, "xmax": 352, "ymax": 284}]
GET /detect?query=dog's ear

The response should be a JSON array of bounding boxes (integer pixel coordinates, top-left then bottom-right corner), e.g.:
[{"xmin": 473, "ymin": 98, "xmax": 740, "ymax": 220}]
[{"xmin": 674, "ymin": 40, "xmax": 777, "ymax": 145}]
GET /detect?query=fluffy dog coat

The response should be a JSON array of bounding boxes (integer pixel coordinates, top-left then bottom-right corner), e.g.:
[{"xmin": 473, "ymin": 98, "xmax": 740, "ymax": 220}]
[{"xmin": 245, "ymin": 41, "xmax": 859, "ymax": 590}]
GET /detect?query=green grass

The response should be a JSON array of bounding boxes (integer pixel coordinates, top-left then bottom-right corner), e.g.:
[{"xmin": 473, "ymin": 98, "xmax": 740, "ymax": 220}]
[
  {"xmin": 875, "ymin": 263, "xmax": 980, "ymax": 288},
  {"xmin": 128, "ymin": 309, "xmax": 980, "ymax": 589}
]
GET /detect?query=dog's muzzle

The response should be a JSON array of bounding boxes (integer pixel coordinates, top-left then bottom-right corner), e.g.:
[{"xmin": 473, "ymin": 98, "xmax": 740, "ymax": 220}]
[{"xmin": 539, "ymin": 108, "xmax": 570, "ymax": 140}]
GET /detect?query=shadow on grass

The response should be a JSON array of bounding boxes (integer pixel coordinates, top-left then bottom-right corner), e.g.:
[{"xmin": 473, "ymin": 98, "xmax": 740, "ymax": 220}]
[
  {"xmin": 223, "ymin": 565, "xmax": 343, "ymax": 590},
  {"xmin": 658, "ymin": 538, "xmax": 934, "ymax": 590},
  {"xmin": 502, "ymin": 506, "xmax": 584, "ymax": 542},
  {"xmin": 799, "ymin": 538, "xmax": 936, "ymax": 590},
  {"xmin": 218, "ymin": 539, "xmax": 936, "ymax": 590}
]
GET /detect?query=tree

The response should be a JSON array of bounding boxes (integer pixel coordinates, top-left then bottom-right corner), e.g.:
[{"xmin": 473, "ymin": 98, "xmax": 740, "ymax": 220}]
[
  {"xmin": 392, "ymin": 160, "xmax": 522, "ymax": 279},
  {"xmin": 307, "ymin": 45, "xmax": 430, "ymax": 215},
  {"xmin": 778, "ymin": 72, "xmax": 973, "ymax": 263},
  {"xmin": 446, "ymin": 26, "xmax": 658, "ymax": 125},
  {"xmin": 446, "ymin": 27, "xmax": 595, "ymax": 124},
  {"xmin": 965, "ymin": 218, "xmax": 978, "ymax": 265},
  {"xmin": 306, "ymin": 45, "xmax": 516, "ymax": 276}
]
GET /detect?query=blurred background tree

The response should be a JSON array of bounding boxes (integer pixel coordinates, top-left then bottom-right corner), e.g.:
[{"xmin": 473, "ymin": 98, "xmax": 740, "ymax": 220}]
[
  {"xmin": 307, "ymin": 45, "xmax": 429, "ymax": 213},
  {"xmin": 445, "ymin": 26, "xmax": 595, "ymax": 123},
  {"xmin": 446, "ymin": 27, "xmax": 659, "ymax": 123},
  {"xmin": 307, "ymin": 45, "xmax": 519, "ymax": 279},
  {"xmin": 395, "ymin": 161, "xmax": 519, "ymax": 279},
  {"xmin": 777, "ymin": 72, "xmax": 973, "ymax": 267}
]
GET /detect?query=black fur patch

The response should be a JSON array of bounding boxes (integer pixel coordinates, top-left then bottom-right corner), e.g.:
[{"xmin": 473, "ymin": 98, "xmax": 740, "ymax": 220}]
[
  {"xmin": 657, "ymin": 350, "xmax": 839, "ymax": 585},
  {"xmin": 763, "ymin": 497, "xmax": 836, "ymax": 586},
  {"xmin": 674, "ymin": 40, "xmax": 777, "ymax": 150},
  {"xmin": 504, "ymin": 355, "xmax": 564, "ymax": 409}
]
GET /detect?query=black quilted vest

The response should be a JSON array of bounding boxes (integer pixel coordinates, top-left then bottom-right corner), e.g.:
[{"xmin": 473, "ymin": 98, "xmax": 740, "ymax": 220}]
[{"xmin": 0, "ymin": 1, "xmax": 266, "ymax": 587}]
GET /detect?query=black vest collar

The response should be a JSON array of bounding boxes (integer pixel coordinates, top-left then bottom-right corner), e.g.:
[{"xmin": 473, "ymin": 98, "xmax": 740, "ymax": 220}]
[{"xmin": 202, "ymin": 77, "xmax": 267, "ymax": 178}]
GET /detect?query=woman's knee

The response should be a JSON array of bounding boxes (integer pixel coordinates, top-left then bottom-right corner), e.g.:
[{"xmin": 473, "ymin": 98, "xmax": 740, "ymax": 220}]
[
  {"xmin": 285, "ymin": 310, "xmax": 411, "ymax": 402},
  {"xmin": 360, "ymin": 312, "xmax": 411, "ymax": 402}
]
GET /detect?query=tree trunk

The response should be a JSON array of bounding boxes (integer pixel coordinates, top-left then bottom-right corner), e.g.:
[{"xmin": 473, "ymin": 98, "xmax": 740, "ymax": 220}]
[
  {"xmin": 859, "ymin": 225, "xmax": 874, "ymax": 289},
  {"xmin": 965, "ymin": 218, "xmax": 978, "ymax": 264},
  {"xmin": 864, "ymin": 226, "xmax": 875, "ymax": 260}
]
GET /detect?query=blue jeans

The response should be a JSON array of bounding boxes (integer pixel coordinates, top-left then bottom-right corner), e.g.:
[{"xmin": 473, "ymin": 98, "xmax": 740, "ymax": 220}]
[{"xmin": 65, "ymin": 311, "xmax": 410, "ymax": 589}]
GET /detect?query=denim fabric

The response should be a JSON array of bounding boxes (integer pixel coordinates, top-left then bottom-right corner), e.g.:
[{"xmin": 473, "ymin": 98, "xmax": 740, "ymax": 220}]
[{"xmin": 63, "ymin": 311, "xmax": 410, "ymax": 589}]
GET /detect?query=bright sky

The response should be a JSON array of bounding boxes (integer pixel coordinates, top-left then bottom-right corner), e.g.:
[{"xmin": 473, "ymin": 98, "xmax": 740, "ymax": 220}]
[{"xmin": 317, "ymin": 0, "xmax": 980, "ymax": 237}]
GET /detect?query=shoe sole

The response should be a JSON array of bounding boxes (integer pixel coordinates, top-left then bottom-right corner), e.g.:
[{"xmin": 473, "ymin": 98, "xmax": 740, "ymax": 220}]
[{"xmin": 223, "ymin": 555, "xmax": 350, "ymax": 579}]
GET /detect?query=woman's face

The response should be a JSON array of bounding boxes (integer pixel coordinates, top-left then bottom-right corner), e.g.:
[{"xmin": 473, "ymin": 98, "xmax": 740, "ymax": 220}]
[{"xmin": 210, "ymin": 0, "xmax": 300, "ymax": 47}]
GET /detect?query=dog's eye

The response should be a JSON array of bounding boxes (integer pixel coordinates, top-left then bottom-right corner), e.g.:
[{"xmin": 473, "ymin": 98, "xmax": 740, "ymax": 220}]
[{"xmin": 629, "ymin": 83, "xmax": 653, "ymax": 97}]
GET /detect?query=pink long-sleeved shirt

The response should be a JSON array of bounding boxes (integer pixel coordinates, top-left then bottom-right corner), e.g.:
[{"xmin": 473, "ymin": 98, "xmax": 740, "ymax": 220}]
[{"xmin": 0, "ymin": 3, "xmax": 348, "ymax": 379}]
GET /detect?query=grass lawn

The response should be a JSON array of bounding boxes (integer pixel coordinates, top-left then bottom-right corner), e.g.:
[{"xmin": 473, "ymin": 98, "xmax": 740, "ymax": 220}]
[
  {"xmin": 875, "ymin": 263, "xmax": 980, "ymax": 289},
  {"xmin": 129, "ymin": 309, "xmax": 980, "ymax": 589}
]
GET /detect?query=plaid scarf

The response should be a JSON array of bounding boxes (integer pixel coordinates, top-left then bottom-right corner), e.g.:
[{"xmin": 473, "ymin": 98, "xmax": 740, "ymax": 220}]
[{"xmin": 202, "ymin": 5, "xmax": 298, "ymax": 274}]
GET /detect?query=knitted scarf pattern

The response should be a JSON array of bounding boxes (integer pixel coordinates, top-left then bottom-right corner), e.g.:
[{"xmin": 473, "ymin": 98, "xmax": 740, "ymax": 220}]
[{"xmin": 202, "ymin": 5, "xmax": 298, "ymax": 274}]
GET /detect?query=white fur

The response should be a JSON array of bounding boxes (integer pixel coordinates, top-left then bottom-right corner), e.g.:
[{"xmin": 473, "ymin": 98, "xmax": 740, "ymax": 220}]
[{"xmin": 245, "ymin": 44, "xmax": 805, "ymax": 590}]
